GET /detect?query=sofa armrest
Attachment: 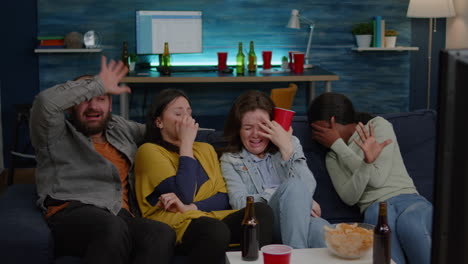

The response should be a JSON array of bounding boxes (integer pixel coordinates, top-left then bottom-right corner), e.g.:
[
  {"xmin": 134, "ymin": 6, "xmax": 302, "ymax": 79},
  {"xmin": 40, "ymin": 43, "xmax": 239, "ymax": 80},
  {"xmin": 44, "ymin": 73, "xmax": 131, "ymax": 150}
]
[{"xmin": 0, "ymin": 184, "xmax": 53, "ymax": 264}]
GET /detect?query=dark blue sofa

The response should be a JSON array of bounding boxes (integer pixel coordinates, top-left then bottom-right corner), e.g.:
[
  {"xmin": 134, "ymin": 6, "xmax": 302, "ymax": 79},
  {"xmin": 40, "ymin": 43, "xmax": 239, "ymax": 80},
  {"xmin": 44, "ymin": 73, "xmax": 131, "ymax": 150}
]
[{"xmin": 0, "ymin": 110, "xmax": 436, "ymax": 263}]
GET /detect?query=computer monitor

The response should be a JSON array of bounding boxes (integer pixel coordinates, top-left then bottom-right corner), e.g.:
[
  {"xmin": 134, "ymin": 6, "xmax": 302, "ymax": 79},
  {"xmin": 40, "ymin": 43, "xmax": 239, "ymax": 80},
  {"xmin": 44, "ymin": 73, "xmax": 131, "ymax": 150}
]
[
  {"xmin": 136, "ymin": 10, "xmax": 202, "ymax": 55},
  {"xmin": 432, "ymin": 49, "xmax": 468, "ymax": 263}
]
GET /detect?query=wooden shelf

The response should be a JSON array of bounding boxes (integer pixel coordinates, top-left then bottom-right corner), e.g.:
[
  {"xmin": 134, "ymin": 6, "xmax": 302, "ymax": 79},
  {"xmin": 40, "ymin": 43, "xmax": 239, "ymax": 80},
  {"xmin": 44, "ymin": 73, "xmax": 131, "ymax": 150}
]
[
  {"xmin": 352, "ymin": 47, "xmax": 419, "ymax": 52},
  {"xmin": 34, "ymin": 48, "xmax": 103, "ymax": 53}
]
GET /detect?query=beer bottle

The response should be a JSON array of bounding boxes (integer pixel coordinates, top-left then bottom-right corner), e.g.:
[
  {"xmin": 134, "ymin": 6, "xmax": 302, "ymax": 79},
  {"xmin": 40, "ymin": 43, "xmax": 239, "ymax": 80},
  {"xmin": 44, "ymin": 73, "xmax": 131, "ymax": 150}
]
[
  {"xmin": 373, "ymin": 202, "xmax": 391, "ymax": 264},
  {"xmin": 236, "ymin": 42, "xmax": 245, "ymax": 75},
  {"xmin": 121, "ymin": 41, "xmax": 129, "ymax": 70},
  {"xmin": 247, "ymin": 41, "xmax": 257, "ymax": 72},
  {"xmin": 161, "ymin": 42, "xmax": 171, "ymax": 75},
  {"xmin": 241, "ymin": 196, "xmax": 259, "ymax": 261}
]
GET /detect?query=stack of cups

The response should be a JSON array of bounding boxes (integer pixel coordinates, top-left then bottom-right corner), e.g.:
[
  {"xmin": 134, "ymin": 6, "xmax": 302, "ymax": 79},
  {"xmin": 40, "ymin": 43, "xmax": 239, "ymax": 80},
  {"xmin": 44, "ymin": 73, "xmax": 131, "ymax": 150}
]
[{"xmin": 288, "ymin": 51, "xmax": 305, "ymax": 73}]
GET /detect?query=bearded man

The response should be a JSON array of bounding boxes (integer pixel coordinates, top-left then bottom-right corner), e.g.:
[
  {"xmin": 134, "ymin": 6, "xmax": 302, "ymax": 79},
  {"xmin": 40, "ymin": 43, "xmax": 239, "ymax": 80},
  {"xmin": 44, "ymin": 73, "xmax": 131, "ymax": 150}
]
[{"xmin": 30, "ymin": 56, "xmax": 175, "ymax": 264}]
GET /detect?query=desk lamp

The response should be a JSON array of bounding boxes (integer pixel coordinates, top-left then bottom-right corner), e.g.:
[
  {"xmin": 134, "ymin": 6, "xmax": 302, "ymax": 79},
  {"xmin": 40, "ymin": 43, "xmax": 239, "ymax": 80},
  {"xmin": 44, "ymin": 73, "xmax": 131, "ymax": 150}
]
[
  {"xmin": 407, "ymin": 0, "xmax": 456, "ymax": 109},
  {"xmin": 287, "ymin": 9, "xmax": 315, "ymax": 68}
]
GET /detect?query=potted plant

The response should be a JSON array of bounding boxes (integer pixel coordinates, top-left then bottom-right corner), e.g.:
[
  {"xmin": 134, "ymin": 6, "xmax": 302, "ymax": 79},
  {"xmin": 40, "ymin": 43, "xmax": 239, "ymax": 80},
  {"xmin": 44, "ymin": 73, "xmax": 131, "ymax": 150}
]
[
  {"xmin": 129, "ymin": 54, "xmax": 139, "ymax": 72},
  {"xmin": 384, "ymin": 30, "xmax": 398, "ymax": 48},
  {"xmin": 352, "ymin": 22, "xmax": 373, "ymax": 48}
]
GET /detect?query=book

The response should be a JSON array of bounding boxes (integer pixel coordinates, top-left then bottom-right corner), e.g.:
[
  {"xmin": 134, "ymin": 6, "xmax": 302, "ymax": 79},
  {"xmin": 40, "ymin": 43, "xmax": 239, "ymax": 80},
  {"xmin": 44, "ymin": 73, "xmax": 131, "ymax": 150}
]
[
  {"xmin": 36, "ymin": 45, "xmax": 66, "ymax": 49},
  {"xmin": 37, "ymin": 36, "xmax": 64, "ymax": 40},
  {"xmin": 373, "ymin": 20, "xmax": 377, "ymax": 47},
  {"xmin": 381, "ymin": 20, "xmax": 386, "ymax": 48},
  {"xmin": 39, "ymin": 39, "xmax": 65, "ymax": 46},
  {"xmin": 374, "ymin": 16, "xmax": 382, "ymax": 47}
]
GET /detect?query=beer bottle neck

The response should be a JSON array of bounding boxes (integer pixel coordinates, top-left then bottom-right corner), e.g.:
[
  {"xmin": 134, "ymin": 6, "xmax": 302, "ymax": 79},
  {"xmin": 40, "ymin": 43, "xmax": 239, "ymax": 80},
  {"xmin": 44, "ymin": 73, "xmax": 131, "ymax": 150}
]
[{"xmin": 377, "ymin": 202, "xmax": 388, "ymax": 224}]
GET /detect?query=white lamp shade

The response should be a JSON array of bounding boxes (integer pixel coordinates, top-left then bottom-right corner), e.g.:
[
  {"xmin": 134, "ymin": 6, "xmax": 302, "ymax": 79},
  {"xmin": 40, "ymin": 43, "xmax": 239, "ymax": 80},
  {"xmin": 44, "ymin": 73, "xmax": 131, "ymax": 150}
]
[
  {"xmin": 287, "ymin": 9, "xmax": 301, "ymax": 29},
  {"xmin": 407, "ymin": 0, "xmax": 456, "ymax": 18}
]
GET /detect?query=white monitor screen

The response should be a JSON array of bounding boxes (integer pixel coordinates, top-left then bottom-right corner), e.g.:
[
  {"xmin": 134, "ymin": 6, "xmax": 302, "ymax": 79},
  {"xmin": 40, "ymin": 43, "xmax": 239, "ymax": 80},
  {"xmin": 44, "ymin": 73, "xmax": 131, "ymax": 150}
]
[{"xmin": 136, "ymin": 10, "xmax": 202, "ymax": 54}]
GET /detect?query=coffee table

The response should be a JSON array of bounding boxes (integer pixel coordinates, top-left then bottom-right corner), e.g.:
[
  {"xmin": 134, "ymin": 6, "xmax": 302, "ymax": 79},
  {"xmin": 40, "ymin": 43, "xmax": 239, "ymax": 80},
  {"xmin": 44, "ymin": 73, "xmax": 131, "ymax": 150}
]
[{"xmin": 226, "ymin": 248, "xmax": 396, "ymax": 264}]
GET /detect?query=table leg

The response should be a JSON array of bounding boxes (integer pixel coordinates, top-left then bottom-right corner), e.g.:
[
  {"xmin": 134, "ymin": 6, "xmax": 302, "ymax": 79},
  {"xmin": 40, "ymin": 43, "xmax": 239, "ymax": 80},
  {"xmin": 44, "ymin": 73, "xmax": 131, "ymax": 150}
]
[
  {"xmin": 120, "ymin": 93, "xmax": 129, "ymax": 119},
  {"xmin": 308, "ymin": 81, "xmax": 316, "ymax": 105},
  {"xmin": 325, "ymin": 81, "xmax": 332, "ymax": 92}
]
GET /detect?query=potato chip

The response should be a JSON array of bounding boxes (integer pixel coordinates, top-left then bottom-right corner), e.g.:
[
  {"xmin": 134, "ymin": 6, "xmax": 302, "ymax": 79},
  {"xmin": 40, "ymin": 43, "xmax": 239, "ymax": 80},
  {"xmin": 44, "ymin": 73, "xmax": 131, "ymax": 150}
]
[{"xmin": 324, "ymin": 223, "xmax": 374, "ymax": 259}]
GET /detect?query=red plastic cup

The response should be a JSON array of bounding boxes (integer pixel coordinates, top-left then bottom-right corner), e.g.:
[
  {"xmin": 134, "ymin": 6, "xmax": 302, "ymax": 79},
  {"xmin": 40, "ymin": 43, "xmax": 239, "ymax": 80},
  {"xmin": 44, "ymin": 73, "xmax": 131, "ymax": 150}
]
[
  {"xmin": 262, "ymin": 51, "xmax": 272, "ymax": 70},
  {"xmin": 217, "ymin": 52, "xmax": 228, "ymax": 71},
  {"xmin": 274, "ymin": 107, "xmax": 295, "ymax": 131},
  {"xmin": 261, "ymin": 244, "xmax": 292, "ymax": 264},
  {"xmin": 293, "ymin": 52, "xmax": 305, "ymax": 73}
]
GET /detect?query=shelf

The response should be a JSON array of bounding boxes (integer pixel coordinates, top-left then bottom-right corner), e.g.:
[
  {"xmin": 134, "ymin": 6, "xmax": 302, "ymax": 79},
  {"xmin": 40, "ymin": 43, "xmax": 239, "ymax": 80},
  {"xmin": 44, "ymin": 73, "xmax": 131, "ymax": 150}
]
[
  {"xmin": 34, "ymin": 48, "xmax": 103, "ymax": 53},
  {"xmin": 352, "ymin": 46, "xmax": 419, "ymax": 52}
]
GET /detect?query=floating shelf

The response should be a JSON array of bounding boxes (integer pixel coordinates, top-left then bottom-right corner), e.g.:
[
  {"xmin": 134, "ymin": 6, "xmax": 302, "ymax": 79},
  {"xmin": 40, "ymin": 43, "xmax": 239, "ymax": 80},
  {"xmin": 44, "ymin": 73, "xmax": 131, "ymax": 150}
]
[
  {"xmin": 34, "ymin": 48, "xmax": 103, "ymax": 53},
  {"xmin": 352, "ymin": 47, "xmax": 419, "ymax": 52}
]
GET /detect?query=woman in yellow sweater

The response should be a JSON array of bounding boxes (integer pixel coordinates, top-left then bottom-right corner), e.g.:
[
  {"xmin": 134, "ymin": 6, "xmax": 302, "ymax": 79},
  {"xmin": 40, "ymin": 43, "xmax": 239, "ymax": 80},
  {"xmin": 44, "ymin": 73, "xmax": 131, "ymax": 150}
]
[{"xmin": 134, "ymin": 89, "xmax": 273, "ymax": 264}]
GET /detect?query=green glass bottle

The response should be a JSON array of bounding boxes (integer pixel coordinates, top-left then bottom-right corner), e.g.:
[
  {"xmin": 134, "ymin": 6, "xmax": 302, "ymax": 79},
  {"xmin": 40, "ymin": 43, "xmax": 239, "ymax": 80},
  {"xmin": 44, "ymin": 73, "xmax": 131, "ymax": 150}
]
[
  {"xmin": 121, "ymin": 41, "xmax": 129, "ymax": 70},
  {"xmin": 161, "ymin": 42, "xmax": 171, "ymax": 75},
  {"xmin": 247, "ymin": 41, "xmax": 257, "ymax": 72},
  {"xmin": 236, "ymin": 42, "xmax": 245, "ymax": 75}
]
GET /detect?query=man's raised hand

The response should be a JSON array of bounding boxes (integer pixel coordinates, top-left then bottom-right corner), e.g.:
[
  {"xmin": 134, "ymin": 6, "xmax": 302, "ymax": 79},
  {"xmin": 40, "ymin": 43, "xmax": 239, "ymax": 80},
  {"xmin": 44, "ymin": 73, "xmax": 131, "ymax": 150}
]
[{"xmin": 98, "ymin": 56, "xmax": 131, "ymax": 95}]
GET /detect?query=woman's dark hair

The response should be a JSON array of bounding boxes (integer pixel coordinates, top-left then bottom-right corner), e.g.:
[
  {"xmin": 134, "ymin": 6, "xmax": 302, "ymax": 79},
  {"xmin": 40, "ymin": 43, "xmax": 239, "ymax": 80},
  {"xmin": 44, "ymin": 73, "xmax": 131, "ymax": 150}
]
[
  {"xmin": 145, "ymin": 89, "xmax": 190, "ymax": 152},
  {"xmin": 307, "ymin": 92, "xmax": 374, "ymax": 125},
  {"xmin": 223, "ymin": 90, "xmax": 278, "ymax": 154}
]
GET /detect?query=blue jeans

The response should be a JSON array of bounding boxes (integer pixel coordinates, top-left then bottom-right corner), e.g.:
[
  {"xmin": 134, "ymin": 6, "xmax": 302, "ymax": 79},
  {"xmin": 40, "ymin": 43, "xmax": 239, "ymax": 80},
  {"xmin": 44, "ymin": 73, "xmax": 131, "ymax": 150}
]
[
  {"xmin": 364, "ymin": 193, "xmax": 433, "ymax": 264},
  {"xmin": 268, "ymin": 178, "xmax": 330, "ymax": 249}
]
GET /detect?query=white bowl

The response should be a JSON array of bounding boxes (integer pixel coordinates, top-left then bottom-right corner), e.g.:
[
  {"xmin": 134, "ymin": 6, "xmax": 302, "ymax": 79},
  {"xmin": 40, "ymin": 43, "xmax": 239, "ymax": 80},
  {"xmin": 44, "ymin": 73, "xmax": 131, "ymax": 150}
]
[{"xmin": 324, "ymin": 223, "xmax": 374, "ymax": 259}]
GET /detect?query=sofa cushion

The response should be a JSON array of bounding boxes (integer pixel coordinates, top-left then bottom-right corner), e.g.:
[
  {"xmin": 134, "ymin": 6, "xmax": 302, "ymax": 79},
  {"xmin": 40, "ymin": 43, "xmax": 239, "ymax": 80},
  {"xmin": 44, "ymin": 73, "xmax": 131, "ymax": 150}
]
[
  {"xmin": 291, "ymin": 116, "xmax": 363, "ymax": 223},
  {"xmin": 381, "ymin": 109, "xmax": 436, "ymax": 202},
  {"xmin": 0, "ymin": 184, "xmax": 53, "ymax": 264},
  {"xmin": 291, "ymin": 109, "xmax": 436, "ymax": 223}
]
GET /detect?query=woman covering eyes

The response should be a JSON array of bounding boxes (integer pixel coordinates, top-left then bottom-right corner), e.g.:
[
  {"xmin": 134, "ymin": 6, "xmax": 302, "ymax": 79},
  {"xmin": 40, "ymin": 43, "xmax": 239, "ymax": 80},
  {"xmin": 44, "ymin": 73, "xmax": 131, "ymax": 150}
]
[
  {"xmin": 134, "ymin": 89, "xmax": 273, "ymax": 264},
  {"xmin": 220, "ymin": 90, "xmax": 330, "ymax": 249},
  {"xmin": 308, "ymin": 92, "xmax": 433, "ymax": 264}
]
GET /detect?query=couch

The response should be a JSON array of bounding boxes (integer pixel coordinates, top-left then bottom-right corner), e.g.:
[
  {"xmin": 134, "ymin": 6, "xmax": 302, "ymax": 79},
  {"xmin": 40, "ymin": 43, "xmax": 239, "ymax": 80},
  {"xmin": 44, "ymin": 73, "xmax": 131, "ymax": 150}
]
[{"xmin": 0, "ymin": 109, "xmax": 436, "ymax": 264}]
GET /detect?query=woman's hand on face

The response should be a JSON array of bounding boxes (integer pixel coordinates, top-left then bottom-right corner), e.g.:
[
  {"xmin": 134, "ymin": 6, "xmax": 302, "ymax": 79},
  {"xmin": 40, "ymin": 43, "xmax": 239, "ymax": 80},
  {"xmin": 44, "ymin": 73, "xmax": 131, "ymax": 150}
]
[
  {"xmin": 311, "ymin": 200, "xmax": 322, "ymax": 218},
  {"xmin": 258, "ymin": 117, "xmax": 294, "ymax": 160},
  {"xmin": 156, "ymin": 193, "xmax": 198, "ymax": 213},
  {"xmin": 353, "ymin": 122, "xmax": 392, "ymax": 164},
  {"xmin": 176, "ymin": 115, "xmax": 199, "ymax": 146},
  {"xmin": 310, "ymin": 116, "xmax": 341, "ymax": 148}
]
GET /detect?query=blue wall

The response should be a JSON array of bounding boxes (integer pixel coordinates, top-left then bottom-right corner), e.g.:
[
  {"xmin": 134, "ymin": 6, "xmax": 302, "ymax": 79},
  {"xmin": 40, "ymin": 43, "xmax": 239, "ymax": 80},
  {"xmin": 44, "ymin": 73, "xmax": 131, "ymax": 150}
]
[
  {"xmin": 38, "ymin": 0, "xmax": 416, "ymax": 120},
  {"xmin": 2, "ymin": 0, "xmax": 39, "ymax": 169}
]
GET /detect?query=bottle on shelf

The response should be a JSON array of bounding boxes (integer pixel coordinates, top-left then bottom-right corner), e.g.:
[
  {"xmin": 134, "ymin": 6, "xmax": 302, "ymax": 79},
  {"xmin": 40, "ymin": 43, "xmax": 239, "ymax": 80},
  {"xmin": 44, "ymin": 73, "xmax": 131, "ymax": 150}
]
[
  {"xmin": 241, "ymin": 196, "xmax": 259, "ymax": 261},
  {"xmin": 236, "ymin": 42, "xmax": 245, "ymax": 75},
  {"xmin": 121, "ymin": 41, "xmax": 129, "ymax": 70},
  {"xmin": 247, "ymin": 41, "xmax": 257, "ymax": 72},
  {"xmin": 160, "ymin": 42, "xmax": 171, "ymax": 75},
  {"xmin": 373, "ymin": 201, "xmax": 391, "ymax": 264}
]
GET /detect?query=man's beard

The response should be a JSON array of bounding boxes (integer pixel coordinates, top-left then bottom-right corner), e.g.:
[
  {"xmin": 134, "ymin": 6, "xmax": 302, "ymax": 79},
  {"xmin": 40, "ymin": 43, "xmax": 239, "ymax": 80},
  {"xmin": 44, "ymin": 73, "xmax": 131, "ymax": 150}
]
[{"xmin": 69, "ymin": 108, "xmax": 112, "ymax": 137}]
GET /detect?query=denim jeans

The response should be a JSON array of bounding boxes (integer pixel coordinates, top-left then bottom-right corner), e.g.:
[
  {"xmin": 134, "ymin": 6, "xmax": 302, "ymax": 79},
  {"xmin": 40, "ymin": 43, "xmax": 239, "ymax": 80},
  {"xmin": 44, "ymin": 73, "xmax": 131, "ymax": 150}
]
[
  {"xmin": 364, "ymin": 193, "xmax": 433, "ymax": 264},
  {"xmin": 268, "ymin": 178, "xmax": 330, "ymax": 248}
]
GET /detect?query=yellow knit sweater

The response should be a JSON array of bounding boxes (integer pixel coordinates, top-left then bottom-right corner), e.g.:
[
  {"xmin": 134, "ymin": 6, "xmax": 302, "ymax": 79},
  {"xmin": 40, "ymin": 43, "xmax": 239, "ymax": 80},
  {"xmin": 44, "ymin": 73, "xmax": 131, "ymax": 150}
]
[{"xmin": 134, "ymin": 142, "xmax": 237, "ymax": 243}]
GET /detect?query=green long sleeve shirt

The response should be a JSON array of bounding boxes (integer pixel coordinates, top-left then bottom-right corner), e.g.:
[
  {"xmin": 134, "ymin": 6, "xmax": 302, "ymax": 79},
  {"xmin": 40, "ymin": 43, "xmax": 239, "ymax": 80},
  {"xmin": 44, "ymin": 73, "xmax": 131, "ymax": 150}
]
[{"xmin": 325, "ymin": 116, "xmax": 417, "ymax": 212}]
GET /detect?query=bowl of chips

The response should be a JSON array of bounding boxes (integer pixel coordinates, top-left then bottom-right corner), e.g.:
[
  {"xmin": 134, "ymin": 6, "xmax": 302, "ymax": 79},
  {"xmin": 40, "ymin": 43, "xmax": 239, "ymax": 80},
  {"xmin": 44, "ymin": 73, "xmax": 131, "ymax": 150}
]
[{"xmin": 324, "ymin": 223, "xmax": 374, "ymax": 259}]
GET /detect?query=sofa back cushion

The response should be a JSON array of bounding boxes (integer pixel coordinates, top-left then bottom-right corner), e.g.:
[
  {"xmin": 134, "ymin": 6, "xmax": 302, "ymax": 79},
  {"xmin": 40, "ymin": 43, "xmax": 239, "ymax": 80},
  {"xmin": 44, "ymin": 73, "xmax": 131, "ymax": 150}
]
[
  {"xmin": 381, "ymin": 110, "xmax": 436, "ymax": 202},
  {"xmin": 197, "ymin": 109, "xmax": 436, "ymax": 224},
  {"xmin": 291, "ymin": 109, "xmax": 436, "ymax": 223}
]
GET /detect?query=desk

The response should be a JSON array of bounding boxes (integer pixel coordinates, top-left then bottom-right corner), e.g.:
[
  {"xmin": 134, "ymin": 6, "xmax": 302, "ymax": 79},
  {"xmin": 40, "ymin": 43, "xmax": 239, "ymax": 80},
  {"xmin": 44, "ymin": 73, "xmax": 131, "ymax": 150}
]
[
  {"xmin": 226, "ymin": 248, "xmax": 396, "ymax": 264},
  {"xmin": 120, "ymin": 66, "xmax": 339, "ymax": 119}
]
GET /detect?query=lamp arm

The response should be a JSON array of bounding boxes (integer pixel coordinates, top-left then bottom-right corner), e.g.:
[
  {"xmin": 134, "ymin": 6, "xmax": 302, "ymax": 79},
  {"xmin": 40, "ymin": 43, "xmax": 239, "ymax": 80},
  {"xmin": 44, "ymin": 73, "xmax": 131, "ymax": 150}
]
[
  {"xmin": 299, "ymin": 15, "xmax": 314, "ymax": 25},
  {"xmin": 305, "ymin": 25, "xmax": 314, "ymax": 65}
]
